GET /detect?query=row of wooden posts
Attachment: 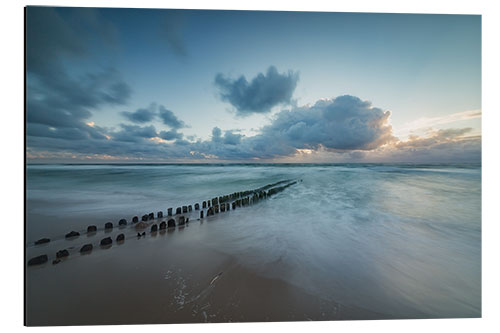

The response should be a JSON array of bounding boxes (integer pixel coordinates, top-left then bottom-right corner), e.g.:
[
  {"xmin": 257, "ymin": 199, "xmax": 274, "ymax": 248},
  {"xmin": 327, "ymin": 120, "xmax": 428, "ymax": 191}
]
[{"xmin": 27, "ymin": 180, "xmax": 298, "ymax": 266}]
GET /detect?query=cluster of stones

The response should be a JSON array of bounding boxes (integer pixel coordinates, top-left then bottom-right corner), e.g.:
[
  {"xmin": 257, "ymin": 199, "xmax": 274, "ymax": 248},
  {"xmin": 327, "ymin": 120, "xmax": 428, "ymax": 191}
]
[{"xmin": 27, "ymin": 179, "xmax": 298, "ymax": 267}]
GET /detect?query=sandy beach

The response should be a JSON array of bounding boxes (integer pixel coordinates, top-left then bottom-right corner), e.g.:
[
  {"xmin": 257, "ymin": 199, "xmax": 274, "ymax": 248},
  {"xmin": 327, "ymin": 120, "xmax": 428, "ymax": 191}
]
[
  {"xmin": 25, "ymin": 164, "xmax": 481, "ymax": 325},
  {"xmin": 26, "ymin": 212, "xmax": 388, "ymax": 326}
]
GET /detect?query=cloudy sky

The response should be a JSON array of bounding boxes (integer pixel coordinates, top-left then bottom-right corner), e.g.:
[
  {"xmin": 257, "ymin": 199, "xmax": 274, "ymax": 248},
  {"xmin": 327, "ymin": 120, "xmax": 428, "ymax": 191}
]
[{"xmin": 26, "ymin": 7, "xmax": 481, "ymax": 163}]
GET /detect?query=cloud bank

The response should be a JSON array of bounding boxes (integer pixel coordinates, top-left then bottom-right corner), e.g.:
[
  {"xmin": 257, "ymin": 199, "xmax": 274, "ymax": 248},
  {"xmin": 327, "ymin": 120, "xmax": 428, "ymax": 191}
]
[
  {"xmin": 215, "ymin": 66, "xmax": 299, "ymax": 115},
  {"xmin": 31, "ymin": 94, "xmax": 479, "ymax": 164}
]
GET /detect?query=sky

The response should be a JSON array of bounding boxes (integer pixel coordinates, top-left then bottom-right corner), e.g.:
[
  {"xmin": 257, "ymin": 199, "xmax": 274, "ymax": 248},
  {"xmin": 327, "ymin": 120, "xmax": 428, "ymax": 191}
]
[{"xmin": 25, "ymin": 7, "xmax": 481, "ymax": 163}]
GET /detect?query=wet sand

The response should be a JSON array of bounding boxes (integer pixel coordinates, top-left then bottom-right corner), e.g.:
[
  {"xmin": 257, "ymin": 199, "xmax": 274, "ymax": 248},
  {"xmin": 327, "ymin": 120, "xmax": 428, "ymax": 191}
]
[{"xmin": 25, "ymin": 214, "xmax": 389, "ymax": 326}]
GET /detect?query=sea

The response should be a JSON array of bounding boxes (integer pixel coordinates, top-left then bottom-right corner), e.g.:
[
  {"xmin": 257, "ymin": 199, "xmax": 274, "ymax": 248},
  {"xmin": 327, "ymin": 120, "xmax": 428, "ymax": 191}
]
[{"xmin": 26, "ymin": 163, "xmax": 481, "ymax": 320}]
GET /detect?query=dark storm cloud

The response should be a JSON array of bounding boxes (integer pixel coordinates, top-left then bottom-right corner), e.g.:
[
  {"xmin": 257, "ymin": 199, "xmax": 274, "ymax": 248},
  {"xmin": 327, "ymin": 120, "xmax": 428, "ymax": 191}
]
[
  {"xmin": 258, "ymin": 95, "xmax": 395, "ymax": 152},
  {"xmin": 121, "ymin": 104, "xmax": 158, "ymax": 123},
  {"xmin": 215, "ymin": 66, "xmax": 299, "ymax": 115},
  {"xmin": 158, "ymin": 105, "xmax": 186, "ymax": 129},
  {"xmin": 211, "ymin": 127, "xmax": 222, "ymax": 142},
  {"xmin": 222, "ymin": 131, "xmax": 243, "ymax": 145},
  {"xmin": 159, "ymin": 130, "xmax": 184, "ymax": 141},
  {"xmin": 113, "ymin": 124, "xmax": 158, "ymax": 142},
  {"xmin": 26, "ymin": 7, "xmax": 132, "ymax": 144}
]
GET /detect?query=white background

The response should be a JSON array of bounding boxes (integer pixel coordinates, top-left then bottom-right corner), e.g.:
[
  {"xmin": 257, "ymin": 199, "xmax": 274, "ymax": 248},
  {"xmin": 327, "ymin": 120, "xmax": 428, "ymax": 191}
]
[{"xmin": 0, "ymin": 0, "xmax": 498, "ymax": 332}]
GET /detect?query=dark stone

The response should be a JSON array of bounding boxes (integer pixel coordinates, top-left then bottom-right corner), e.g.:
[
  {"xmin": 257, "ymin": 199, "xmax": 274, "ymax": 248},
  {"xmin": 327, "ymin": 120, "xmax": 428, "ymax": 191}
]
[
  {"xmin": 157, "ymin": 211, "xmax": 163, "ymax": 218},
  {"xmin": 148, "ymin": 212, "xmax": 154, "ymax": 220},
  {"xmin": 220, "ymin": 204, "xmax": 226, "ymax": 212},
  {"xmin": 56, "ymin": 249, "xmax": 69, "ymax": 259},
  {"xmin": 142, "ymin": 214, "xmax": 149, "ymax": 221},
  {"xmin": 176, "ymin": 207, "xmax": 182, "ymax": 214},
  {"xmin": 137, "ymin": 233, "xmax": 142, "ymax": 238},
  {"xmin": 28, "ymin": 255, "xmax": 48, "ymax": 266},
  {"xmin": 202, "ymin": 201, "xmax": 207, "ymax": 209},
  {"xmin": 159, "ymin": 221, "xmax": 166, "ymax": 229},
  {"xmin": 182, "ymin": 206, "xmax": 188, "ymax": 213},
  {"xmin": 116, "ymin": 233, "xmax": 125, "ymax": 242},
  {"xmin": 80, "ymin": 244, "xmax": 93, "ymax": 253},
  {"xmin": 195, "ymin": 203, "xmax": 200, "ymax": 210},
  {"xmin": 232, "ymin": 202, "xmax": 236, "ymax": 210},
  {"xmin": 100, "ymin": 237, "xmax": 112, "ymax": 246},
  {"xmin": 87, "ymin": 225, "xmax": 97, "ymax": 233},
  {"xmin": 141, "ymin": 232, "xmax": 146, "ymax": 236},
  {"xmin": 167, "ymin": 219, "xmax": 176, "ymax": 228},
  {"xmin": 65, "ymin": 231, "xmax": 80, "ymax": 238},
  {"xmin": 188, "ymin": 205, "xmax": 192, "ymax": 212},
  {"xmin": 200, "ymin": 211, "xmax": 204, "ymax": 219},
  {"xmin": 34, "ymin": 238, "xmax": 50, "ymax": 245},
  {"xmin": 151, "ymin": 224, "xmax": 158, "ymax": 232},
  {"xmin": 132, "ymin": 216, "xmax": 139, "ymax": 223},
  {"xmin": 207, "ymin": 200, "xmax": 211, "ymax": 207},
  {"xmin": 52, "ymin": 259, "xmax": 61, "ymax": 265},
  {"xmin": 167, "ymin": 208, "xmax": 173, "ymax": 216},
  {"xmin": 119, "ymin": 219, "xmax": 127, "ymax": 226},
  {"xmin": 104, "ymin": 222, "xmax": 113, "ymax": 230}
]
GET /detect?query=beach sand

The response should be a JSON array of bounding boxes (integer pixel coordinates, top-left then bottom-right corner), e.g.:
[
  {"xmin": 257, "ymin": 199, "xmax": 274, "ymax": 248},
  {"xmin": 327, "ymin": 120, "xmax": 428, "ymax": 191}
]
[{"xmin": 25, "ymin": 213, "xmax": 388, "ymax": 326}]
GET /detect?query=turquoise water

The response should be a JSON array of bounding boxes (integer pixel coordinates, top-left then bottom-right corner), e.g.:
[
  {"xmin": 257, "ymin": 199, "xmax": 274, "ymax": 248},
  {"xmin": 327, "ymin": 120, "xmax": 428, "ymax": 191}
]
[{"xmin": 26, "ymin": 163, "xmax": 481, "ymax": 319}]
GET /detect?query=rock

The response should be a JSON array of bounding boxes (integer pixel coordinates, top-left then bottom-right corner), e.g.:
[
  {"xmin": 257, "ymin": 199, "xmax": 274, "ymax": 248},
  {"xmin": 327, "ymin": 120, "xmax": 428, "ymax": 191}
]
[
  {"xmin": 148, "ymin": 212, "xmax": 154, "ymax": 220},
  {"xmin": 176, "ymin": 207, "xmax": 182, "ymax": 214},
  {"xmin": 100, "ymin": 237, "xmax": 112, "ymax": 246},
  {"xmin": 141, "ymin": 232, "xmax": 146, "ymax": 236},
  {"xmin": 157, "ymin": 211, "xmax": 163, "ymax": 218},
  {"xmin": 167, "ymin": 208, "xmax": 173, "ymax": 216},
  {"xmin": 28, "ymin": 255, "xmax": 48, "ymax": 266},
  {"xmin": 34, "ymin": 238, "xmax": 50, "ymax": 245},
  {"xmin": 167, "ymin": 219, "xmax": 176, "ymax": 228},
  {"xmin": 137, "ymin": 233, "xmax": 142, "ymax": 238},
  {"xmin": 116, "ymin": 233, "xmax": 125, "ymax": 242},
  {"xmin": 52, "ymin": 259, "xmax": 61, "ymax": 265},
  {"xmin": 182, "ymin": 206, "xmax": 188, "ymax": 213},
  {"xmin": 87, "ymin": 225, "xmax": 97, "ymax": 233},
  {"xmin": 119, "ymin": 219, "xmax": 127, "ymax": 226},
  {"xmin": 104, "ymin": 222, "xmax": 113, "ymax": 230},
  {"xmin": 195, "ymin": 203, "xmax": 200, "ymax": 210},
  {"xmin": 142, "ymin": 214, "xmax": 149, "ymax": 221},
  {"xmin": 65, "ymin": 231, "xmax": 80, "ymax": 238},
  {"xmin": 159, "ymin": 221, "xmax": 166, "ymax": 229},
  {"xmin": 56, "ymin": 249, "xmax": 69, "ymax": 259},
  {"xmin": 80, "ymin": 244, "xmax": 93, "ymax": 253},
  {"xmin": 132, "ymin": 216, "xmax": 139, "ymax": 223},
  {"xmin": 151, "ymin": 224, "xmax": 158, "ymax": 232}
]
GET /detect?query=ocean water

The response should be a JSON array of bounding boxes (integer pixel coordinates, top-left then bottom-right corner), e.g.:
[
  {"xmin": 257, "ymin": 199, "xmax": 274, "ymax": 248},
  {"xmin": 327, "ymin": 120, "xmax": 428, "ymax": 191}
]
[{"xmin": 26, "ymin": 163, "xmax": 481, "ymax": 319}]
